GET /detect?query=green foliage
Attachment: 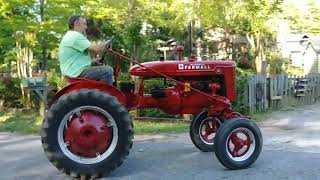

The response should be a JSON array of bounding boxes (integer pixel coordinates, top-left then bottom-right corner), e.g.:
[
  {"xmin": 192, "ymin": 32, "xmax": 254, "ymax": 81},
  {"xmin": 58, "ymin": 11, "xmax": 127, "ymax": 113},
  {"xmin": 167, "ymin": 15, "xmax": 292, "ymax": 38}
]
[
  {"xmin": 133, "ymin": 120, "xmax": 188, "ymax": 134},
  {"xmin": 237, "ymin": 59, "xmax": 252, "ymax": 69},
  {"xmin": 0, "ymin": 77, "xmax": 23, "ymax": 108},
  {"xmin": 47, "ymin": 69, "xmax": 66, "ymax": 90},
  {"xmin": 0, "ymin": 0, "xmax": 318, "ymax": 112},
  {"xmin": 200, "ymin": 0, "xmax": 283, "ymax": 35},
  {"xmin": 232, "ymin": 68, "xmax": 255, "ymax": 114},
  {"xmin": 139, "ymin": 109, "xmax": 176, "ymax": 118},
  {"xmin": 282, "ymin": 0, "xmax": 320, "ymax": 34},
  {"xmin": 143, "ymin": 78, "xmax": 166, "ymax": 92},
  {"xmin": 267, "ymin": 52, "xmax": 287, "ymax": 75},
  {"xmin": 233, "ymin": 77, "xmax": 249, "ymax": 114},
  {"xmin": 0, "ymin": 111, "xmax": 41, "ymax": 134},
  {"xmin": 236, "ymin": 67, "xmax": 255, "ymax": 76},
  {"xmin": 139, "ymin": 78, "xmax": 175, "ymax": 118},
  {"xmin": 0, "ymin": 111, "xmax": 188, "ymax": 135},
  {"xmin": 286, "ymin": 67, "xmax": 304, "ymax": 76}
]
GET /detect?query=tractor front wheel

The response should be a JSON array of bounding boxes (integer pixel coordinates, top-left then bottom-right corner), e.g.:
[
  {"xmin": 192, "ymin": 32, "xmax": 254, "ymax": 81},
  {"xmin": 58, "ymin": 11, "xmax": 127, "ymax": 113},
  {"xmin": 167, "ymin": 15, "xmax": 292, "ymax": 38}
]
[
  {"xmin": 41, "ymin": 90, "xmax": 133, "ymax": 179},
  {"xmin": 190, "ymin": 112, "xmax": 222, "ymax": 152},
  {"xmin": 214, "ymin": 117, "xmax": 262, "ymax": 169}
]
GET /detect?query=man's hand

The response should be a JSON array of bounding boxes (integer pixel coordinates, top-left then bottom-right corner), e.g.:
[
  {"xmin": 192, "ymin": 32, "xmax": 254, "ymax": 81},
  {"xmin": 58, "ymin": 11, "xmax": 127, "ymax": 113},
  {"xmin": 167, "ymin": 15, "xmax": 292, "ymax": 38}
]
[
  {"xmin": 88, "ymin": 41, "xmax": 109, "ymax": 54},
  {"xmin": 92, "ymin": 57, "xmax": 103, "ymax": 65},
  {"xmin": 105, "ymin": 39, "xmax": 112, "ymax": 50}
]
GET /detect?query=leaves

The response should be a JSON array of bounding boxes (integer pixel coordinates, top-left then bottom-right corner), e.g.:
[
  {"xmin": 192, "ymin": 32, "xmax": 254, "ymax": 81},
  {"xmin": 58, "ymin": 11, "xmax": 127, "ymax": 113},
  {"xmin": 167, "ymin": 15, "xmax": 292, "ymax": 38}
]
[
  {"xmin": 282, "ymin": 0, "xmax": 320, "ymax": 34},
  {"xmin": 0, "ymin": 0, "xmax": 317, "ymax": 73}
]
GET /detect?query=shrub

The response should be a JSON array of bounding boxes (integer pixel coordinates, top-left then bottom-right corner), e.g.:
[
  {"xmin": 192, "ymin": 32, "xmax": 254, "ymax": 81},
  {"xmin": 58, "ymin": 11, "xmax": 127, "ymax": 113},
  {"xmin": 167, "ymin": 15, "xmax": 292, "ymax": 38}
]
[
  {"xmin": 0, "ymin": 77, "xmax": 23, "ymax": 108},
  {"xmin": 268, "ymin": 52, "xmax": 287, "ymax": 75},
  {"xmin": 47, "ymin": 69, "xmax": 67, "ymax": 90},
  {"xmin": 138, "ymin": 78, "xmax": 175, "ymax": 118},
  {"xmin": 139, "ymin": 109, "xmax": 176, "ymax": 118},
  {"xmin": 232, "ymin": 68, "xmax": 254, "ymax": 115}
]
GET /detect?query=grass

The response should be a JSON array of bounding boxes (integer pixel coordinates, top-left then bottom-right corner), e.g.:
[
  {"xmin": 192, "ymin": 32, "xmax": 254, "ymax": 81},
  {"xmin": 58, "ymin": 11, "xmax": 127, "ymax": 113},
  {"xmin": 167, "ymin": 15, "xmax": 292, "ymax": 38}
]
[
  {"xmin": 249, "ymin": 111, "xmax": 270, "ymax": 122},
  {"xmin": 0, "ymin": 111, "xmax": 42, "ymax": 134},
  {"xmin": 2, "ymin": 107, "xmax": 296, "ymax": 135},
  {"xmin": 0, "ymin": 111, "xmax": 189, "ymax": 135},
  {"xmin": 133, "ymin": 120, "xmax": 189, "ymax": 134},
  {"xmin": 247, "ymin": 105, "xmax": 301, "ymax": 123}
]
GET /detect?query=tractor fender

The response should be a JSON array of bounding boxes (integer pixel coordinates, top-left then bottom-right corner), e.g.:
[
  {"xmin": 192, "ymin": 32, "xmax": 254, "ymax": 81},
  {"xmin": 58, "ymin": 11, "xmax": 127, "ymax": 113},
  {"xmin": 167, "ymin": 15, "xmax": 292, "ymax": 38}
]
[
  {"xmin": 52, "ymin": 80, "xmax": 126, "ymax": 107},
  {"xmin": 191, "ymin": 111, "xmax": 208, "ymax": 126}
]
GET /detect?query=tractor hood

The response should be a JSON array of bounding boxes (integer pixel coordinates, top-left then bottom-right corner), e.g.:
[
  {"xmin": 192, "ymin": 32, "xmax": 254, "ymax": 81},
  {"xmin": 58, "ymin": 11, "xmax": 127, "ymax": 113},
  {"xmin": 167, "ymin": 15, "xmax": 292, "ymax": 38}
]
[{"xmin": 129, "ymin": 60, "xmax": 236, "ymax": 77}]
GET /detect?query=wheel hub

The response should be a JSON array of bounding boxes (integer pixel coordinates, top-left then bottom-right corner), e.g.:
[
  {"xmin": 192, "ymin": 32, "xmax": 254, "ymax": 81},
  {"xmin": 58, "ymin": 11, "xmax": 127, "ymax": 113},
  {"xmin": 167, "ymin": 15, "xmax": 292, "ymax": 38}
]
[
  {"xmin": 227, "ymin": 130, "xmax": 252, "ymax": 158},
  {"xmin": 200, "ymin": 118, "xmax": 221, "ymax": 144},
  {"xmin": 64, "ymin": 110, "xmax": 113, "ymax": 158}
]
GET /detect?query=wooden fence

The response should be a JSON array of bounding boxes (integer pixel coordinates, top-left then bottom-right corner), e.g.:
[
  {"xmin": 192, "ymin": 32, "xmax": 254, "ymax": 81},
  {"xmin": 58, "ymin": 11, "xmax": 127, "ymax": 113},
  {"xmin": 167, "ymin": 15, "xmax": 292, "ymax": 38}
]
[{"xmin": 243, "ymin": 74, "xmax": 320, "ymax": 113}]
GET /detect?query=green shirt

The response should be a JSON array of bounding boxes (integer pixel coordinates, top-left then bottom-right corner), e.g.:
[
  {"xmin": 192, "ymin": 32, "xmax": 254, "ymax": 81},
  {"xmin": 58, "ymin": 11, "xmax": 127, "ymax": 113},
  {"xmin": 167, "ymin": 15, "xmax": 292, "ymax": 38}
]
[{"xmin": 59, "ymin": 31, "xmax": 92, "ymax": 77}]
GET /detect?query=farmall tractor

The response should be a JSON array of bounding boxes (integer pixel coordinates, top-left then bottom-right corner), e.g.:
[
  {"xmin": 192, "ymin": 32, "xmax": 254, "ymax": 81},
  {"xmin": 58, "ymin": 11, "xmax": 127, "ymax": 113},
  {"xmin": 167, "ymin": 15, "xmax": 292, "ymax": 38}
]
[{"xmin": 41, "ymin": 45, "xmax": 262, "ymax": 179}]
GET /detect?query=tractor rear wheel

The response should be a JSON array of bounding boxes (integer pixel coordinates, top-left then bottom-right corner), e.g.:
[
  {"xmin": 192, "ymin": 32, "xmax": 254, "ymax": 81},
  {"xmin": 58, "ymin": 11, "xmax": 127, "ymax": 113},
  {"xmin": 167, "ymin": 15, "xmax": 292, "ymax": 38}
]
[
  {"xmin": 190, "ymin": 112, "xmax": 222, "ymax": 152},
  {"xmin": 41, "ymin": 89, "xmax": 133, "ymax": 179},
  {"xmin": 214, "ymin": 117, "xmax": 262, "ymax": 170}
]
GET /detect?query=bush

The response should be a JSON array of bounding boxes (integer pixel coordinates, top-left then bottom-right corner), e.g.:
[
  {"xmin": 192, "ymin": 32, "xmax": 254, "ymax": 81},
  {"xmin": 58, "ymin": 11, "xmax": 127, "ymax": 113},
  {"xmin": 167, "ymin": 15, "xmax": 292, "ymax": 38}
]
[
  {"xmin": 0, "ymin": 77, "xmax": 23, "ymax": 108},
  {"xmin": 47, "ymin": 69, "xmax": 67, "ymax": 90},
  {"xmin": 268, "ymin": 52, "xmax": 287, "ymax": 75},
  {"xmin": 143, "ymin": 78, "xmax": 167, "ymax": 92},
  {"xmin": 138, "ymin": 78, "xmax": 176, "ymax": 118},
  {"xmin": 139, "ymin": 109, "xmax": 176, "ymax": 118},
  {"xmin": 286, "ymin": 67, "xmax": 304, "ymax": 76},
  {"xmin": 232, "ymin": 67, "xmax": 254, "ymax": 115}
]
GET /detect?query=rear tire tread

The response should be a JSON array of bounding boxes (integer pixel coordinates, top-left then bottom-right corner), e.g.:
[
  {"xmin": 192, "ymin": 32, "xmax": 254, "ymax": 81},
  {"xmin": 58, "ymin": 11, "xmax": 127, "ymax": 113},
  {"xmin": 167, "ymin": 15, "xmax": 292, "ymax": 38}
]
[{"xmin": 41, "ymin": 89, "xmax": 133, "ymax": 179}]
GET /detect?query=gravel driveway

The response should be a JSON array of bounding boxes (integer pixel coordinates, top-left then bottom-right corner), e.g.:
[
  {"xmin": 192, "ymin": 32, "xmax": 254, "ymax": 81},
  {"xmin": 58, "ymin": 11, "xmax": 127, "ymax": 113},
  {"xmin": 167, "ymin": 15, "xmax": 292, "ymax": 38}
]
[{"xmin": 1, "ymin": 104, "xmax": 320, "ymax": 180}]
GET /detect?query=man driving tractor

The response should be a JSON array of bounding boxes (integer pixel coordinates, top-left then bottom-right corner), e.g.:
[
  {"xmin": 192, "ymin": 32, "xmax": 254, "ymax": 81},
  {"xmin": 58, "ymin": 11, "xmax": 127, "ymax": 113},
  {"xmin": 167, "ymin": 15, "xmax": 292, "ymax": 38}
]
[
  {"xmin": 42, "ymin": 14, "xmax": 262, "ymax": 179},
  {"xmin": 59, "ymin": 15, "xmax": 113, "ymax": 85}
]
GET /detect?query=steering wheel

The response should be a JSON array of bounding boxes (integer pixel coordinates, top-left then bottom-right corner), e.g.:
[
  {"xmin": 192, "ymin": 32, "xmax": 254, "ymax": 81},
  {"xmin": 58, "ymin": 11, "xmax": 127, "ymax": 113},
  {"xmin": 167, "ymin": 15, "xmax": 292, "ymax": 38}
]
[{"xmin": 100, "ymin": 37, "xmax": 114, "ymax": 63}]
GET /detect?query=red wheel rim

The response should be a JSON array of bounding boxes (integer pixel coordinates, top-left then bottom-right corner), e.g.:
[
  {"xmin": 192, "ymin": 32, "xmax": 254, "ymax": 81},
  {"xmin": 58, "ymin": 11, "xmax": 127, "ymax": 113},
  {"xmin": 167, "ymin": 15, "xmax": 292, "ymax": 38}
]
[
  {"xmin": 199, "ymin": 118, "xmax": 221, "ymax": 145},
  {"xmin": 58, "ymin": 106, "xmax": 118, "ymax": 164},
  {"xmin": 64, "ymin": 110, "xmax": 113, "ymax": 157},
  {"xmin": 226, "ymin": 128, "xmax": 255, "ymax": 161}
]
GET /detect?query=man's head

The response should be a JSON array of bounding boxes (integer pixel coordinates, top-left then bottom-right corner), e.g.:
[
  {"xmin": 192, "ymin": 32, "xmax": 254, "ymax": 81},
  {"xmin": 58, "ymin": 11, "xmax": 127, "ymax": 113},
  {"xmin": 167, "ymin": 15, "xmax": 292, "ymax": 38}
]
[{"xmin": 68, "ymin": 15, "xmax": 87, "ymax": 34}]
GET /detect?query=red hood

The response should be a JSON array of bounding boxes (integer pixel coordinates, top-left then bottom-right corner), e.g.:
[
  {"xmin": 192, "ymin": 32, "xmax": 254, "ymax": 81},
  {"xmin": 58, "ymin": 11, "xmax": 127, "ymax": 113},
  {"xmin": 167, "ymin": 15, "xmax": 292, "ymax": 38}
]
[{"xmin": 129, "ymin": 60, "xmax": 236, "ymax": 77}]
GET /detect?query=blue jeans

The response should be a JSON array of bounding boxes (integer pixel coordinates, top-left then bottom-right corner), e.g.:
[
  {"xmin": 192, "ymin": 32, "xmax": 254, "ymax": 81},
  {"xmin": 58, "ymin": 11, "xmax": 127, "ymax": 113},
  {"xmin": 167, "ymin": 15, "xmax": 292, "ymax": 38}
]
[{"xmin": 79, "ymin": 66, "xmax": 113, "ymax": 85}]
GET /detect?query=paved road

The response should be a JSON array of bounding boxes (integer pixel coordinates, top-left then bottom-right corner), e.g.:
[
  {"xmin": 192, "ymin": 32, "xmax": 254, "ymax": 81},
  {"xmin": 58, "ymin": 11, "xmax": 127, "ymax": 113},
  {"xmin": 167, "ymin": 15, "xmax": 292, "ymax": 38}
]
[{"xmin": 2, "ymin": 104, "xmax": 320, "ymax": 179}]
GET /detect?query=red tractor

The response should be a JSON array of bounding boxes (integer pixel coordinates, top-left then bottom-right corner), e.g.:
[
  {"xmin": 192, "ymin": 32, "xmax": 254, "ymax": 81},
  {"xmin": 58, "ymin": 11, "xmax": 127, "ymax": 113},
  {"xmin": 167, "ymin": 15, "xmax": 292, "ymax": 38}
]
[{"xmin": 41, "ymin": 46, "xmax": 262, "ymax": 179}]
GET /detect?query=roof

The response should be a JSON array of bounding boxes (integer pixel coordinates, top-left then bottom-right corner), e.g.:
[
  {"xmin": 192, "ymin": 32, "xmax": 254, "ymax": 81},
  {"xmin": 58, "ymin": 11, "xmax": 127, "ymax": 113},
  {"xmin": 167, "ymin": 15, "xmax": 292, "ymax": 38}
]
[
  {"xmin": 285, "ymin": 34, "xmax": 309, "ymax": 42},
  {"xmin": 277, "ymin": 34, "xmax": 310, "ymax": 53},
  {"xmin": 232, "ymin": 35, "xmax": 249, "ymax": 44},
  {"xmin": 308, "ymin": 36, "xmax": 320, "ymax": 54}
]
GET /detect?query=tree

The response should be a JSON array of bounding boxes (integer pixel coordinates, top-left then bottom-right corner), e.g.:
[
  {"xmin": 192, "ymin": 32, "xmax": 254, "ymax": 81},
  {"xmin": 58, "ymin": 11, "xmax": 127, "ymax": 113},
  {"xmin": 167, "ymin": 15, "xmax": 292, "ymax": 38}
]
[
  {"xmin": 235, "ymin": 0, "xmax": 283, "ymax": 74},
  {"xmin": 282, "ymin": 0, "xmax": 320, "ymax": 35},
  {"xmin": 200, "ymin": 0, "xmax": 282, "ymax": 74}
]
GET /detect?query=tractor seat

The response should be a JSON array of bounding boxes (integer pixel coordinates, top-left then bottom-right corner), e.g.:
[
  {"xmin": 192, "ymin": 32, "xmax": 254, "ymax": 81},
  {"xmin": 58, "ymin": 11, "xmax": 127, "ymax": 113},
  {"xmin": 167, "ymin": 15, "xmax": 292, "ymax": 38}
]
[{"xmin": 64, "ymin": 76, "xmax": 88, "ymax": 84}]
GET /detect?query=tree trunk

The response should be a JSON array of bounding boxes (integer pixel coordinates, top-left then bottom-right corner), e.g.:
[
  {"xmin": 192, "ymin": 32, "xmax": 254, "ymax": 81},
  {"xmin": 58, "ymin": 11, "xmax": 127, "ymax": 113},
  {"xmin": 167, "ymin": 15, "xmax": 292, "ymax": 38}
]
[
  {"xmin": 254, "ymin": 36, "xmax": 266, "ymax": 75},
  {"xmin": 128, "ymin": 0, "xmax": 140, "ymax": 117},
  {"xmin": 16, "ymin": 40, "xmax": 34, "ymax": 109},
  {"xmin": 194, "ymin": 0, "xmax": 201, "ymax": 60},
  {"xmin": 246, "ymin": 33, "xmax": 266, "ymax": 74},
  {"xmin": 224, "ymin": 29, "xmax": 231, "ymax": 59},
  {"xmin": 39, "ymin": 0, "xmax": 48, "ymax": 115},
  {"xmin": 128, "ymin": 0, "xmax": 136, "ymax": 65}
]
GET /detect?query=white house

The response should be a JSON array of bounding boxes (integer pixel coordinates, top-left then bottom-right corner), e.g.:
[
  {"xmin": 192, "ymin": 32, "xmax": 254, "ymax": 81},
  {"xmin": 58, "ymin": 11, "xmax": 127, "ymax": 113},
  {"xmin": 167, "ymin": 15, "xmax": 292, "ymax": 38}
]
[
  {"xmin": 303, "ymin": 37, "xmax": 320, "ymax": 74},
  {"xmin": 277, "ymin": 34, "xmax": 320, "ymax": 74},
  {"xmin": 277, "ymin": 34, "xmax": 309, "ymax": 67}
]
